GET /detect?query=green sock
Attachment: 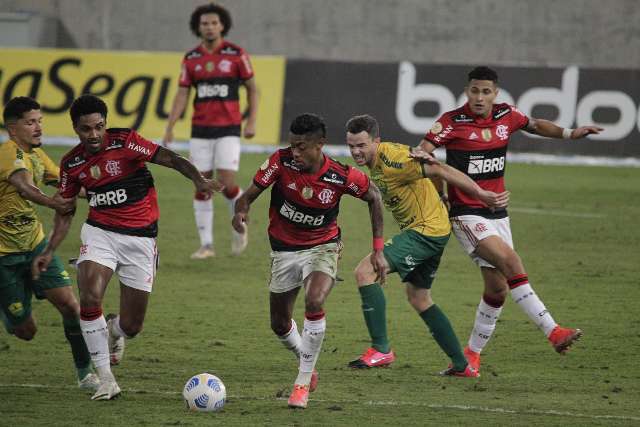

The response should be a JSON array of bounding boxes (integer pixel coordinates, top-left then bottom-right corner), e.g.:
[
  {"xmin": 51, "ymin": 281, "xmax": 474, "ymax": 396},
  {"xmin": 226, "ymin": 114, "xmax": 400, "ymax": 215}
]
[
  {"xmin": 63, "ymin": 317, "xmax": 92, "ymax": 379},
  {"xmin": 419, "ymin": 305, "xmax": 467, "ymax": 371},
  {"xmin": 359, "ymin": 283, "xmax": 390, "ymax": 353}
]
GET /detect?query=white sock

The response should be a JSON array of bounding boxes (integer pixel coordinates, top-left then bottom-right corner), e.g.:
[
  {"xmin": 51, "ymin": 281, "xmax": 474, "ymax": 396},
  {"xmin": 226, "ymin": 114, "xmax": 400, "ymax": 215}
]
[
  {"xmin": 510, "ymin": 283, "xmax": 557, "ymax": 336},
  {"xmin": 80, "ymin": 316, "xmax": 112, "ymax": 380},
  {"xmin": 468, "ymin": 298, "xmax": 503, "ymax": 353},
  {"xmin": 225, "ymin": 188, "xmax": 243, "ymax": 217},
  {"xmin": 277, "ymin": 318, "xmax": 302, "ymax": 359},
  {"xmin": 109, "ymin": 314, "xmax": 131, "ymax": 339},
  {"xmin": 193, "ymin": 198, "xmax": 213, "ymax": 247},
  {"xmin": 295, "ymin": 315, "xmax": 326, "ymax": 386}
]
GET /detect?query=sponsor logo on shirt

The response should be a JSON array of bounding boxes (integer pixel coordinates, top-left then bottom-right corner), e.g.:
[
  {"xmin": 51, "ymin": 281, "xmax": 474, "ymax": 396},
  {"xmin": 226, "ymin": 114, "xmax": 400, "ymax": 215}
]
[
  {"xmin": 467, "ymin": 155, "xmax": 505, "ymax": 174},
  {"xmin": 348, "ymin": 182, "xmax": 360, "ymax": 194},
  {"xmin": 197, "ymin": 83, "xmax": 229, "ymax": 98},
  {"xmin": 127, "ymin": 141, "xmax": 152, "ymax": 157},
  {"xmin": 279, "ymin": 201, "xmax": 324, "ymax": 225},
  {"xmin": 106, "ymin": 139, "xmax": 124, "ymax": 151},
  {"xmin": 67, "ymin": 155, "xmax": 86, "ymax": 168},
  {"xmin": 260, "ymin": 163, "xmax": 278, "ymax": 184},
  {"xmin": 88, "ymin": 188, "xmax": 128, "ymax": 207},
  {"xmin": 452, "ymin": 114, "xmax": 475, "ymax": 123},
  {"xmin": 321, "ymin": 172, "xmax": 346, "ymax": 185},
  {"xmin": 493, "ymin": 108, "xmax": 511, "ymax": 120}
]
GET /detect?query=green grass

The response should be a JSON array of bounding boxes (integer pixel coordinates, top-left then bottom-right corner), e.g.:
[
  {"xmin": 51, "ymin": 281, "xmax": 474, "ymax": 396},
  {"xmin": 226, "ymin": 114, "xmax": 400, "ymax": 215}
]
[{"xmin": 1, "ymin": 146, "xmax": 639, "ymax": 426}]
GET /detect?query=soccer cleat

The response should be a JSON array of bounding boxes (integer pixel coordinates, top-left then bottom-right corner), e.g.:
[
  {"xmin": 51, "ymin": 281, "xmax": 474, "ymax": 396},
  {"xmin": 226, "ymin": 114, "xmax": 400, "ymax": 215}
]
[
  {"xmin": 548, "ymin": 326, "xmax": 583, "ymax": 354},
  {"xmin": 190, "ymin": 246, "xmax": 216, "ymax": 259},
  {"xmin": 231, "ymin": 224, "xmax": 248, "ymax": 256},
  {"xmin": 440, "ymin": 364, "xmax": 480, "ymax": 378},
  {"xmin": 106, "ymin": 314, "xmax": 125, "ymax": 366},
  {"xmin": 78, "ymin": 372, "xmax": 100, "ymax": 391},
  {"xmin": 464, "ymin": 346, "xmax": 481, "ymax": 372},
  {"xmin": 287, "ymin": 384, "xmax": 309, "ymax": 409},
  {"xmin": 309, "ymin": 369, "xmax": 319, "ymax": 393},
  {"xmin": 91, "ymin": 379, "xmax": 121, "ymax": 401},
  {"xmin": 348, "ymin": 347, "xmax": 396, "ymax": 369}
]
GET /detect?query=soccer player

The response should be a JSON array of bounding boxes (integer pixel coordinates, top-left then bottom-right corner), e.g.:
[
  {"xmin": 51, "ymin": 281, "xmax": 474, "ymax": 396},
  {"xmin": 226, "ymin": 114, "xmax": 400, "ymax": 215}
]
[
  {"xmin": 0, "ymin": 96, "xmax": 99, "ymax": 390},
  {"xmin": 163, "ymin": 2, "xmax": 258, "ymax": 259},
  {"xmin": 416, "ymin": 66, "xmax": 603, "ymax": 371},
  {"xmin": 32, "ymin": 94, "xmax": 223, "ymax": 400},
  {"xmin": 232, "ymin": 114, "xmax": 386, "ymax": 409},
  {"xmin": 345, "ymin": 114, "xmax": 508, "ymax": 376}
]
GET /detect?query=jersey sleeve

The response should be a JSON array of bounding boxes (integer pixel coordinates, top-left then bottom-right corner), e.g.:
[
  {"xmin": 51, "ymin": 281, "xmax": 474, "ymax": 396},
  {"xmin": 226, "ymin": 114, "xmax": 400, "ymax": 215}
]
[
  {"xmin": 253, "ymin": 151, "xmax": 281, "ymax": 189},
  {"xmin": 58, "ymin": 166, "xmax": 81, "ymax": 198},
  {"xmin": 423, "ymin": 115, "xmax": 455, "ymax": 147},
  {"xmin": 509, "ymin": 105, "xmax": 530, "ymax": 130},
  {"xmin": 238, "ymin": 52, "xmax": 254, "ymax": 81},
  {"xmin": 124, "ymin": 130, "xmax": 160, "ymax": 162},
  {"xmin": 344, "ymin": 166, "xmax": 370, "ymax": 199},
  {"xmin": 0, "ymin": 147, "xmax": 27, "ymax": 181},
  {"xmin": 178, "ymin": 58, "xmax": 192, "ymax": 87},
  {"xmin": 39, "ymin": 149, "xmax": 61, "ymax": 185}
]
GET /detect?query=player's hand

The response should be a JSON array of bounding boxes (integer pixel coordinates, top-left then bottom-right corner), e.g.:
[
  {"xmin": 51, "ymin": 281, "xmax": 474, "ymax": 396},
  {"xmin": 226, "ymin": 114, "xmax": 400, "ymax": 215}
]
[
  {"xmin": 479, "ymin": 190, "xmax": 510, "ymax": 209},
  {"xmin": 161, "ymin": 130, "xmax": 174, "ymax": 147},
  {"xmin": 232, "ymin": 212, "xmax": 248, "ymax": 233},
  {"xmin": 370, "ymin": 249, "xmax": 387, "ymax": 286},
  {"xmin": 571, "ymin": 126, "xmax": 604, "ymax": 139},
  {"xmin": 409, "ymin": 149, "xmax": 440, "ymax": 165},
  {"xmin": 196, "ymin": 178, "xmax": 225, "ymax": 197},
  {"xmin": 51, "ymin": 193, "xmax": 76, "ymax": 215},
  {"xmin": 32, "ymin": 251, "xmax": 53, "ymax": 280},
  {"xmin": 243, "ymin": 121, "xmax": 256, "ymax": 139}
]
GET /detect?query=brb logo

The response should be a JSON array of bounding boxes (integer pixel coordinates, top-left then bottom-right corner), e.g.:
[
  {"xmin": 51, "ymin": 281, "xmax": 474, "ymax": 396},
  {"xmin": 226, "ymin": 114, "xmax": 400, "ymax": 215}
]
[
  {"xmin": 280, "ymin": 201, "xmax": 324, "ymax": 226},
  {"xmin": 467, "ymin": 155, "xmax": 505, "ymax": 174},
  {"xmin": 89, "ymin": 189, "xmax": 128, "ymax": 207},
  {"xmin": 197, "ymin": 83, "xmax": 229, "ymax": 98}
]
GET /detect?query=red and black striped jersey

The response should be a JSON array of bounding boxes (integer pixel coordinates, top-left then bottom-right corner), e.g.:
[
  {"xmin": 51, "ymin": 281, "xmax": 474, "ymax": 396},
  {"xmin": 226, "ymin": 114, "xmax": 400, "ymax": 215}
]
[
  {"xmin": 253, "ymin": 148, "xmax": 370, "ymax": 251},
  {"xmin": 424, "ymin": 102, "xmax": 529, "ymax": 218},
  {"xmin": 59, "ymin": 129, "xmax": 160, "ymax": 237},
  {"xmin": 179, "ymin": 41, "xmax": 254, "ymax": 139}
]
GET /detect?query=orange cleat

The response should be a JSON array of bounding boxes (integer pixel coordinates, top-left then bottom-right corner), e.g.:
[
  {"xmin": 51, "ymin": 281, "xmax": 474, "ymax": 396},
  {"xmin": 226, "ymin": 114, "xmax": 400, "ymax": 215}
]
[
  {"xmin": 548, "ymin": 326, "xmax": 583, "ymax": 354},
  {"xmin": 464, "ymin": 346, "xmax": 481, "ymax": 372},
  {"xmin": 348, "ymin": 347, "xmax": 396, "ymax": 369},
  {"xmin": 440, "ymin": 364, "xmax": 480, "ymax": 378},
  {"xmin": 288, "ymin": 384, "xmax": 310, "ymax": 409}
]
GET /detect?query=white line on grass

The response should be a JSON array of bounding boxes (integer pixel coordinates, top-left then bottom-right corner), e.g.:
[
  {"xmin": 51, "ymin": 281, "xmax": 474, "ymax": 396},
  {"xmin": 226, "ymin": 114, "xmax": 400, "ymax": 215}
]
[
  {"xmin": 1, "ymin": 382, "xmax": 638, "ymax": 422},
  {"xmin": 509, "ymin": 207, "xmax": 606, "ymax": 218}
]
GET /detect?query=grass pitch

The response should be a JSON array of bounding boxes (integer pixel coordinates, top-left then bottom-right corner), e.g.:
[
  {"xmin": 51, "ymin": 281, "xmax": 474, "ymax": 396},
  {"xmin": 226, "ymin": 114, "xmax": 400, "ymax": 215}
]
[{"xmin": 1, "ymin": 147, "xmax": 639, "ymax": 426}]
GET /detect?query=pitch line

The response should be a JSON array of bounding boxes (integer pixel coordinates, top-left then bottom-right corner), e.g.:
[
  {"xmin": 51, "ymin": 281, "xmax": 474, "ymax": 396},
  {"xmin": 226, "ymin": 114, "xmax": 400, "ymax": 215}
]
[
  {"xmin": 1, "ymin": 382, "xmax": 638, "ymax": 422},
  {"xmin": 509, "ymin": 207, "xmax": 605, "ymax": 218}
]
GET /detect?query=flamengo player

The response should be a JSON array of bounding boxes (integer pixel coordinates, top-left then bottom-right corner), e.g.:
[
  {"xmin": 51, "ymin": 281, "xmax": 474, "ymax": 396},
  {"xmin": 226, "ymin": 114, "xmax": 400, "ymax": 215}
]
[
  {"xmin": 163, "ymin": 3, "xmax": 258, "ymax": 259},
  {"xmin": 33, "ymin": 95, "xmax": 222, "ymax": 400},
  {"xmin": 416, "ymin": 66, "xmax": 603, "ymax": 371},
  {"xmin": 232, "ymin": 114, "xmax": 385, "ymax": 409}
]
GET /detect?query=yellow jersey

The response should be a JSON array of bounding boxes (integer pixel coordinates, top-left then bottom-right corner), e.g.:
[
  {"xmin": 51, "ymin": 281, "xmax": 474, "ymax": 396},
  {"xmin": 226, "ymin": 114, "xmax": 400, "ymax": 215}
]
[
  {"xmin": 368, "ymin": 142, "xmax": 450, "ymax": 237},
  {"xmin": 0, "ymin": 140, "xmax": 59, "ymax": 255}
]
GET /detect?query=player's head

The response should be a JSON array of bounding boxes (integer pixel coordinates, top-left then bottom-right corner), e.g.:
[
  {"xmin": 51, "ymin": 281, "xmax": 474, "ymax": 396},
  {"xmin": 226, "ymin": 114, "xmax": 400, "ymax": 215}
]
[
  {"xmin": 3, "ymin": 96, "xmax": 43, "ymax": 149},
  {"xmin": 70, "ymin": 94, "xmax": 108, "ymax": 154},
  {"xmin": 288, "ymin": 113, "xmax": 327, "ymax": 171},
  {"xmin": 345, "ymin": 114, "xmax": 380, "ymax": 167},
  {"xmin": 465, "ymin": 66, "xmax": 499, "ymax": 118},
  {"xmin": 190, "ymin": 3, "xmax": 232, "ymax": 42}
]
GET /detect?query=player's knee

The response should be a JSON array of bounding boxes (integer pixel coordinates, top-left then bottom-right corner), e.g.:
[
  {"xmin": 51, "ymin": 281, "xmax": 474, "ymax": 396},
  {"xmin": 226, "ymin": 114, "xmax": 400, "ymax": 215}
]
[
  {"xmin": 55, "ymin": 298, "xmax": 80, "ymax": 319},
  {"xmin": 354, "ymin": 260, "xmax": 375, "ymax": 286},
  {"xmin": 223, "ymin": 185, "xmax": 240, "ymax": 200},
  {"xmin": 120, "ymin": 320, "xmax": 143, "ymax": 338},
  {"xmin": 270, "ymin": 317, "xmax": 290, "ymax": 336},
  {"xmin": 14, "ymin": 324, "xmax": 37, "ymax": 341}
]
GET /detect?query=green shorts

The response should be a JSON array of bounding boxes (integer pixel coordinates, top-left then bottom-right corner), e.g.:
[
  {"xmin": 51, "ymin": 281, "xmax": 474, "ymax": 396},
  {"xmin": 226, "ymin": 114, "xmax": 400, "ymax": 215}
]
[
  {"xmin": 383, "ymin": 229, "xmax": 450, "ymax": 289},
  {"xmin": 0, "ymin": 239, "xmax": 71, "ymax": 328}
]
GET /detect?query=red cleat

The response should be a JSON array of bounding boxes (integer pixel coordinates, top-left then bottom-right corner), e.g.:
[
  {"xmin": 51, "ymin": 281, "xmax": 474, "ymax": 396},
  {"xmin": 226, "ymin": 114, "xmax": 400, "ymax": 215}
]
[
  {"xmin": 464, "ymin": 346, "xmax": 481, "ymax": 372},
  {"xmin": 440, "ymin": 364, "xmax": 480, "ymax": 378},
  {"xmin": 288, "ymin": 384, "xmax": 309, "ymax": 409},
  {"xmin": 348, "ymin": 347, "xmax": 396, "ymax": 369},
  {"xmin": 548, "ymin": 326, "xmax": 583, "ymax": 354}
]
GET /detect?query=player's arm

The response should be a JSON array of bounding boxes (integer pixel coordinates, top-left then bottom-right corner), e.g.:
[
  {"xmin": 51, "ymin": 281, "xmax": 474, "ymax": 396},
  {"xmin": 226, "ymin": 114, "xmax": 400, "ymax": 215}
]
[
  {"xmin": 151, "ymin": 146, "xmax": 224, "ymax": 195},
  {"xmin": 32, "ymin": 209, "xmax": 75, "ymax": 280},
  {"xmin": 421, "ymin": 161, "xmax": 509, "ymax": 209},
  {"xmin": 242, "ymin": 77, "xmax": 258, "ymax": 139},
  {"xmin": 360, "ymin": 181, "xmax": 387, "ymax": 284},
  {"xmin": 523, "ymin": 118, "xmax": 603, "ymax": 140},
  {"xmin": 8, "ymin": 170, "xmax": 75, "ymax": 215},
  {"xmin": 232, "ymin": 183, "xmax": 265, "ymax": 233},
  {"xmin": 162, "ymin": 86, "xmax": 190, "ymax": 146}
]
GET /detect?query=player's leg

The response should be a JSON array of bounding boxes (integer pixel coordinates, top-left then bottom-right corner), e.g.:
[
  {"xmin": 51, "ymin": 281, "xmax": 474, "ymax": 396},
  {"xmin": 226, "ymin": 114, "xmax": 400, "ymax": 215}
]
[
  {"xmin": 213, "ymin": 136, "xmax": 247, "ymax": 255},
  {"xmin": 271, "ymin": 287, "xmax": 302, "ymax": 356},
  {"xmin": 349, "ymin": 250, "xmax": 395, "ymax": 368},
  {"xmin": 0, "ymin": 260, "xmax": 37, "ymax": 340},
  {"xmin": 190, "ymin": 138, "xmax": 215, "ymax": 259}
]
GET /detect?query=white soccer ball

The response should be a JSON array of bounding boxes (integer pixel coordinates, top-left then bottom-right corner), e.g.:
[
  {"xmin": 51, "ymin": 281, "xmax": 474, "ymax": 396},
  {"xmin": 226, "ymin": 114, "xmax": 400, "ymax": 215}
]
[{"xmin": 182, "ymin": 373, "xmax": 226, "ymax": 412}]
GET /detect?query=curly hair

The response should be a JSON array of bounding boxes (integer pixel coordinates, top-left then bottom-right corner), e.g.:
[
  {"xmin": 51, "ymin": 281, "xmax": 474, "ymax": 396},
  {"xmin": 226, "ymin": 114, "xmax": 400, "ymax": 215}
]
[
  {"xmin": 70, "ymin": 94, "xmax": 108, "ymax": 126},
  {"xmin": 190, "ymin": 3, "xmax": 232, "ymax": 37},
  {"xmin": 3, "ymin": 96, "xmax": 40, "ymax": 124},
  {"xmin": 290, "ymin": 113, "xmax": 326, "ymax": 138}
]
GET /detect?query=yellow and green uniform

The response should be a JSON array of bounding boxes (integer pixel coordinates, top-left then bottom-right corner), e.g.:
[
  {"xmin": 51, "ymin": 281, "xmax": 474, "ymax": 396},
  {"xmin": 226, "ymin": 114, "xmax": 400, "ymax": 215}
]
[
  {"xmin": 0, "ymin": 140, "xmax": 70, "ymax": 327},
  {"xmin": 368, "ymin": 142, "xmax": 451, "ymax": 287}
]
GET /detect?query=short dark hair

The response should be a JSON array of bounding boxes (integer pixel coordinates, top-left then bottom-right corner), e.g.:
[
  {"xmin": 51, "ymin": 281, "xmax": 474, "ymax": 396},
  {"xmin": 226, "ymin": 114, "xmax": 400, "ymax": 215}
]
[
  {"xmin": 289, "ymin": 113, "xmax": 326, "ymax": 138},
  {"xmin": 346, "ymin": 114, "xmax": 380, "ymax": 139},
  {"xmin": 190, "ymin": 3, "xmax": 232, "ymax": 37},
  {"xmin": 70, "ymin": 94, "xmax": 108, "ymax": 126},
  {"xmin": 3, "ymin": 96, "xmax": 40, "ymax": 124},
  {"xmin": 468, "ymin": 66, "xmax": 498, "ymax": 84}
]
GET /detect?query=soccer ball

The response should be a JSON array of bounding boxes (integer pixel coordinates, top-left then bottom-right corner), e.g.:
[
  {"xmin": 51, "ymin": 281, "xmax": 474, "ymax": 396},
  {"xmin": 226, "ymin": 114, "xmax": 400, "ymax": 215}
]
[{"xmin": 182, "ymin": 373, "xmax": 226, "ymax": 412}]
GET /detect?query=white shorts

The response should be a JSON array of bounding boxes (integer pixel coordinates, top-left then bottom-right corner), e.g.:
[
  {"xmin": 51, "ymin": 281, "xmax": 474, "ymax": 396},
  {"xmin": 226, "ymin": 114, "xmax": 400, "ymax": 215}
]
[
  {"xmin": 451, "ymin": 215, "xmax": 513, "ymax": 268},
  {"xmin": 189, "ymin": 136, "xmax": 241, "ymax": 172},
  {"xmin": 269, "ymin": 242, "xmax": 340, "ymax": 294},
  {"xmin": 77, "ymin": 223, "xmax": 158, "ymax": 292}
]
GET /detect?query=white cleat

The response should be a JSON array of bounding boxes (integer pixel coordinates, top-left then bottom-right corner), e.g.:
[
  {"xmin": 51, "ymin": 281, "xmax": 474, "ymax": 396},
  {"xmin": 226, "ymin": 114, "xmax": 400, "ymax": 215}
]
[
  {"xmin": 78, "ymin": 373, "xmax": 100, "ymax": 391},
  {"xmin": 106, "ymin": 314, "xmax": 125, "ymax": 365},
  {"xmin": 190, "ymin": 246, "xmax": 216, "ymax": 259},
  {"xmin": 231, "ymin": 224, "xmax": 248, "ymax": 256},
  {"xmin": 91, "ymin": 379, "xmax": 121, "ymax": 401}
]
